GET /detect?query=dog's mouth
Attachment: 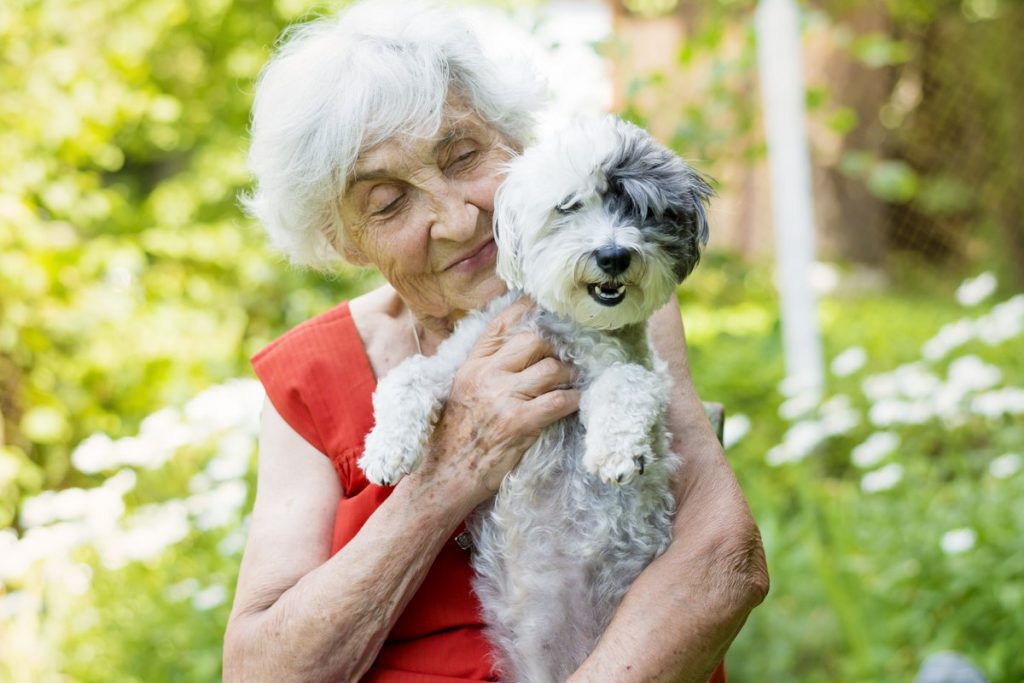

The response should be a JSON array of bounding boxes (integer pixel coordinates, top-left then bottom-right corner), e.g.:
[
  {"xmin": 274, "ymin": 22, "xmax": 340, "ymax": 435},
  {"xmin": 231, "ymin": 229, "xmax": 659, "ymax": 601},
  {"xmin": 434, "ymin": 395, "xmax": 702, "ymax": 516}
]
[{"xmin": 588, "ymin": 282, "xmax": 626, "ymax": 306}]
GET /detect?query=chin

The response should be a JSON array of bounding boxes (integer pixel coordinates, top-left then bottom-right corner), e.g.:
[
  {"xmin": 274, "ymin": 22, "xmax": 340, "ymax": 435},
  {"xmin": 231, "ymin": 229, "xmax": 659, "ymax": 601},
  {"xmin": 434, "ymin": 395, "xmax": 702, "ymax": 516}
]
[{"xmin": 461, "ymin": 268, "xmax": 508, "ymax": 310}]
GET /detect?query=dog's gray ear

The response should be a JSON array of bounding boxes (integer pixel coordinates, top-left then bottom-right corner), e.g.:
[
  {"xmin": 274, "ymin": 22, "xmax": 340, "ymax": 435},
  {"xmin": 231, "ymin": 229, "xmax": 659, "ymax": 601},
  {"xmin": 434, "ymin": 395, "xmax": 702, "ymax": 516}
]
[
  {"xmin": 660, "ymin": 165, "xmax": 713, "ymax": 281},
  {"xmin": 493, "ymin": 169, "xmax": 526, "ymax": 289},
  {"xmin": 605, "ymin": 118, "xmax": 715, "ymax": 282}
]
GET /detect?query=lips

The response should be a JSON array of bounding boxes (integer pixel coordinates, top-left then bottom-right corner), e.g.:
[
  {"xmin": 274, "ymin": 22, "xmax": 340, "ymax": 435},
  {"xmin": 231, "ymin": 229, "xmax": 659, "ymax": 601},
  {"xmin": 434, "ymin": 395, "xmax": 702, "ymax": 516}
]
[{"xmin": 445, "ymin": 239, "xmax": 497, "ymax": 272}]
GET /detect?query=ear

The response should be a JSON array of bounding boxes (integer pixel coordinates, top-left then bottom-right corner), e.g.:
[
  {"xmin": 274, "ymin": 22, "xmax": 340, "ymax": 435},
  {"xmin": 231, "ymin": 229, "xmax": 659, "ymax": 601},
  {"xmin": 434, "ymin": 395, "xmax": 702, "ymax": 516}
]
[
  {"xmin": 665, "ymin": 166, "xmax": 714, "ymax": 281},
  {"xmin": 492, "ymin": 169, "xmax": 526, "ymax": 290},
  {"xmin": 683, "ymin": 167, "xmax": 713, "ymax": 248}
]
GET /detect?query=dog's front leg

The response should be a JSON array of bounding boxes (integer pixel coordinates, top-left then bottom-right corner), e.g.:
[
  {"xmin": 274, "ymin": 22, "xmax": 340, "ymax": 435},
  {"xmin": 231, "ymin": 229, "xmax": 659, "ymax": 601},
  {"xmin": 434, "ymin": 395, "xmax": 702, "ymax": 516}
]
[
  {"xmin": 359, "ymin": 353, "xmax": 459, "ymax": 486},
  {"xmin": 358, "ymin": 296, "xmax": 514, "ymax": 486},
  {"xmin": 580, "ymin": 362, "xmax": 670, "ymax": 485}
]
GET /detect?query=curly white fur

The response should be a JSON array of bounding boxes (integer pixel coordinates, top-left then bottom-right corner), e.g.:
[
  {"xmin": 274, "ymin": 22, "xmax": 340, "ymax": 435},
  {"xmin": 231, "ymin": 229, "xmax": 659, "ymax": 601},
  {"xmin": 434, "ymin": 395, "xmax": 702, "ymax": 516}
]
[{"xmin": 360, "ymin": 115, "xmax": 712, "ymax": 682}]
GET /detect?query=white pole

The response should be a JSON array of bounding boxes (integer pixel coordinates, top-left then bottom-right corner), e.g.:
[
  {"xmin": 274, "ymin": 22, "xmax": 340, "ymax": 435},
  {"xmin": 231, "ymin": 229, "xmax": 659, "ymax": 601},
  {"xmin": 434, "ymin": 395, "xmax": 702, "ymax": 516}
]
[{"xmin": 755, "ymin": 0, "xmax": 824, "ymax": 400}]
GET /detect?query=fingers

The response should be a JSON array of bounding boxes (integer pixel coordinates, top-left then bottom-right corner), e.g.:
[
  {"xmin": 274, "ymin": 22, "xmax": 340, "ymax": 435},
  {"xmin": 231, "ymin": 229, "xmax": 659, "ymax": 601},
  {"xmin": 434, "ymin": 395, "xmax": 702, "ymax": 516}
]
[
  {"xmin": 493, "ymin": 332, "xmax": 555, "ymax": 372},
  {"xmin": 520, "ymin": 389, "xmax": 581, "ymax": 432},
  {"xmin": 513, "ymin": 356, "xmax": 573, "ymax": 398},
  {"xmin": 470, "ymin": 297, "xmax": 534, "ymax": 359}
]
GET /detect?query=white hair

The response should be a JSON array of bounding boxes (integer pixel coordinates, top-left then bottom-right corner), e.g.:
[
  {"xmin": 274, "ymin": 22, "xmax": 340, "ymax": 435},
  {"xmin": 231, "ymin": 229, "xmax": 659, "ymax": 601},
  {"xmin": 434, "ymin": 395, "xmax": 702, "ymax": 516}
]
[{"xmin": 241, "ymin": 0, "xmax": 544, "ymax": 271}]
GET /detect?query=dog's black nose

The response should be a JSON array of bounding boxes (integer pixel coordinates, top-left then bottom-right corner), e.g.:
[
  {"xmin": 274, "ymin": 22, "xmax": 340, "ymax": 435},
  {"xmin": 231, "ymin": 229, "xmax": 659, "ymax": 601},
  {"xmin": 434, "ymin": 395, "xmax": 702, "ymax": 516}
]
[{"xmin": 595, "ymin": 246, "xmax": 631, "ymax": 276}]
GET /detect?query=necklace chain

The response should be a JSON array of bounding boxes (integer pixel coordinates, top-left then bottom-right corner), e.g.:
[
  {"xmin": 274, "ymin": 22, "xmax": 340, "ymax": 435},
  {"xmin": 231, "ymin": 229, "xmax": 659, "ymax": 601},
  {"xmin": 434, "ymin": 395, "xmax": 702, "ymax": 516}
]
[{"xmin": 408, "ymin": 308, "xmax": 423, "ymax": 356}]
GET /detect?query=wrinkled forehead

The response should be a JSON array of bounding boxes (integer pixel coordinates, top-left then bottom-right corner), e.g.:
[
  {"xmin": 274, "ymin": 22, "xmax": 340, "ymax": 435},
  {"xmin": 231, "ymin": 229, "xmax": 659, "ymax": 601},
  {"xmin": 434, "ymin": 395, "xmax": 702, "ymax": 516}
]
[{"xmin": 349, "ymin": 104, "xmax": 498, "ymax": 179}]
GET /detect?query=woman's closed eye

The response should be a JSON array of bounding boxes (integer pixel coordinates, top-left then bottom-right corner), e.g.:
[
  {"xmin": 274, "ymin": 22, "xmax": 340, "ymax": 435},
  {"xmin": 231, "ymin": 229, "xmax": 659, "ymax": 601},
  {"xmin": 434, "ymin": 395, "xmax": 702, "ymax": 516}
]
[
  {"xmin": 367, "ymin": 184, "xmax": 406, "ymax": 216},
  {"xmin": 445, "ymin": 141, "xmax": 482, "ymax": 173}
]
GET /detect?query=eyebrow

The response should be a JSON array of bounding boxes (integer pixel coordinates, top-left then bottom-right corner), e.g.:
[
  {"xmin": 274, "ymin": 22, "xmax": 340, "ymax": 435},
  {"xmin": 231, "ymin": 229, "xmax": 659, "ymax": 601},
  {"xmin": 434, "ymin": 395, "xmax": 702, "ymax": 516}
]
[
  {"xmin": 433, "ymin": 125, "xmax": 462, "ymax": 154},
  {"xmin": 349, "ymin": 124, "xmax": 481, "ymax": 186},
  {"xmin": 350, "ymin": 168, "xmax": 394, "ymax": 185}
]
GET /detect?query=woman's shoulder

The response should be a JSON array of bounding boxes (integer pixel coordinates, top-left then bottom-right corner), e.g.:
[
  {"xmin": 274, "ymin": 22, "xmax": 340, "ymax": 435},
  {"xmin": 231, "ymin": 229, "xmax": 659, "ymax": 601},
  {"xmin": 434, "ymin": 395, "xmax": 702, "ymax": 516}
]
[{"xmin": 250, "ymin": 289, "xmax": 387, "ymax": 466}]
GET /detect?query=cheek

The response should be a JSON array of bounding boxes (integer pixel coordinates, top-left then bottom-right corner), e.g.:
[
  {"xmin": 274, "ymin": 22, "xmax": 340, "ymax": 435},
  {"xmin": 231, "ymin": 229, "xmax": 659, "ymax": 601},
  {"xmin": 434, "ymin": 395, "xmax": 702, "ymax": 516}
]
[{"xmin": 346, "ymin": 203, "xmax": 433, "ymax": 269}]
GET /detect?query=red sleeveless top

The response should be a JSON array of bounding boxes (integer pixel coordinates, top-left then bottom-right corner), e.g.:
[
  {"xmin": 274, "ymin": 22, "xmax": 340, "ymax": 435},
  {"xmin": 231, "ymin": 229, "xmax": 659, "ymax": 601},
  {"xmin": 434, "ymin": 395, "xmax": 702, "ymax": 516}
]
[{"xmin": 251, "ymin": 300, "xmax": 727, "ymax": 683}]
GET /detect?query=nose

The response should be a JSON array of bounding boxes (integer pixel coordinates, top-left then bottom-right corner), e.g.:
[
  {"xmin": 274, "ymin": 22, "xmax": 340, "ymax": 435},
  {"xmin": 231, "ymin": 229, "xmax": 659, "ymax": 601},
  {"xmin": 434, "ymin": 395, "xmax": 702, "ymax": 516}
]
[
  {"xmin": 430, "ymin": 184, "xmax": 480, "ymax": 243},
  {"xmin": 594, "ymin": 246, "xmax": 631, "ymax": 277}
]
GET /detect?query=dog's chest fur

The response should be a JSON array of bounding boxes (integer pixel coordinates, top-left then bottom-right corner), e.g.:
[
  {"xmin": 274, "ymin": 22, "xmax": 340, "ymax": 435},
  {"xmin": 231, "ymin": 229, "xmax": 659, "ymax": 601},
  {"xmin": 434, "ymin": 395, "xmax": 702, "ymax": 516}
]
[{"xmin": 466, "ymin": 307, "xmax": 678, "ymax": 683}]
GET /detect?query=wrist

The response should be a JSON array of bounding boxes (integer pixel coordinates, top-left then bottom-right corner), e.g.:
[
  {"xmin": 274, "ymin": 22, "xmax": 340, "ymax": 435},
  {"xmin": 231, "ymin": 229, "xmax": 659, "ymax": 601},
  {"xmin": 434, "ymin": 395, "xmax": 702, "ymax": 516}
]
[{"xmin": 398, "ymin": 459, "xmax": 484, "ymax": 526}]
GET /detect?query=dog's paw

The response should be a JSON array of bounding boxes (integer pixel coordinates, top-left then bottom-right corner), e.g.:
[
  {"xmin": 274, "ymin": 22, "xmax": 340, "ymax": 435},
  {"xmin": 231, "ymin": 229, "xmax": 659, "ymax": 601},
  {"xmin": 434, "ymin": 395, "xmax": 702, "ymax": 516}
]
[
  {"xmin": 359, "ymin": 456, "xmax": 411, "ymax": 487},
  {"xmin": 584, "ymin": 443, "xmax": 653, "ymax": 485},
  {"xmin": 358, "ymin": 430, "xmax": 423, "ymax": 487}
]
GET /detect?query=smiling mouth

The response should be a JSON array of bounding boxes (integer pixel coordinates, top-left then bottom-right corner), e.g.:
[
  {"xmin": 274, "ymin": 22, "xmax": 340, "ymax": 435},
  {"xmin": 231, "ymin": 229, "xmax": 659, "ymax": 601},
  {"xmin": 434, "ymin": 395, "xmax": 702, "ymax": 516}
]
[
  {"xmin": 588, "ymin": 282, "xmax": 626, "ymax": 306},
  {"xmin": 446, "ymin": 239, "xmax": 496, "ymax": 272}
]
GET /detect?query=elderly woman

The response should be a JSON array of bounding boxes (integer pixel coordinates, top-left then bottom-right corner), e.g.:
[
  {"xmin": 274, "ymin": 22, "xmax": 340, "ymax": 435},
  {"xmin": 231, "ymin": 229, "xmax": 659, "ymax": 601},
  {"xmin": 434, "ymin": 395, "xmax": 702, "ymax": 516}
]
[{"xmin": 222, "ymin": 2, "xmax": 767, "ymax": 682}]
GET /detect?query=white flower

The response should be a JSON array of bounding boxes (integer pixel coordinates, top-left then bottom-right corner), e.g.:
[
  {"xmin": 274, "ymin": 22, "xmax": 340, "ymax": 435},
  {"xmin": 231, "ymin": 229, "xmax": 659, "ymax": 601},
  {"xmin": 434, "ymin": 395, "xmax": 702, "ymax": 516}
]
[
  {"xmin": 766, "ymin": 420, "xmax": 828, "ymax": 466},
  {"xmin": 0, "ymin": 591, "xmax": 36, "ymax": 621},
  {"xmin": 0, "ymin": 522, "xmax": 92, "ymax": 581},
  {"xmin": 955, "ymin": 271, "xmax": 997, "ymax": 307},
  {"xmin": 971, "ymin": 388, "xmax": 1024, "ymax": 418},
  {"xmin": 862, "ymin": 372, "xmax": 901, "ymax": 402},
  {"xmin": 989, "ymin": 453, "xmax": 1022, "ymax": 479},
  {"xmin": 166, "ymin": 578, "xmax": 199, "ymax": 603},
  {"xmin": 851, "ymin": 431, "xmax": 900, "ymax": 468},
  {"xmin": 71, "ymin": 433, "xmax": 117, "ymax": 474},
  {"xmin": 974, "ymin": 294, "xmax": 1024, "ymax": 347},
  {"xmin": 20, "ymin": 469, "xmax": 135, "ymax": 529},
  {"xmin": 192, "ymin": 583, "xmax": 228, "ymax": 611},
  {"xmin": 862, "ymin": 363, "xmax": 939, "ymax": 402},
  {"xmin": 860, "ymin": 463, "xmax": 904, "ymax": 493},
  {"xmin": 96, "ymin": 501, "xmax": 190, "ymax": 571},
  {"xmin": 869, "ymin": 399, "xmax": 932, "ymax": 426},
  {"xmin": 940, "ymin": 527, "xmax": 976, "ymax": 555},
  {"xmin": 819, "ymin": 394, "xmax": 860, "ymax": 436},
  {"xmin": 205, "ymin": 432, "xmax": 254, "ymax": 481},
  {"xmin": 899, "ymin": 366, "xmax": 942, "ymax": 400},
  {"xmin": 922, "ymin": 318, "xmax": 974, "ymax": 361},
  {"xmin": 184, "ymin": 379, "xmax": 264, "ymax": 437},
  {"xmin": 779, "ymin": 391, "xmax": 820, "ymax": 420},
  {"xmin": 947, "ymin": 355, "xmax": 1002, "ymax": 393},
  {"xmin": 723, "ymin": 414, "xmax": 751, "ymax": 449},
  {"xmin": 187, "ymin": 480, "xmax": 248, "ymax": 531},
  {"xmin": 831, "ymin": 346, "xmax": 867, "ymax": 377},
  {"xmin": 217, "ymin": 527, "xmax": 249, "ymax": 557},
  {"xmin": 42, "ymin": 561, "xmax": 92, "ymax": 596}
]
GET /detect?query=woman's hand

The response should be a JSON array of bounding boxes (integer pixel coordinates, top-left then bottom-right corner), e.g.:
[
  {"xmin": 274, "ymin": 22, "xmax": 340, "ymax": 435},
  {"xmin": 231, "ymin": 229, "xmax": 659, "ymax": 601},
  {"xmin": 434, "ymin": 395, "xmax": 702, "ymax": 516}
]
[{"xmin": 412, "ymin": 298, "xmax": 580, "ymax": 506}]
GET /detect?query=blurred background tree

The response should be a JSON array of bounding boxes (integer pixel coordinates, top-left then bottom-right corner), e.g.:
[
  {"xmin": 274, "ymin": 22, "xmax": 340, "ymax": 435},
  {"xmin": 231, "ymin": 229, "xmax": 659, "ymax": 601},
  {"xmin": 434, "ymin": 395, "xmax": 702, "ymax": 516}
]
[{"xmin": 2, "ymin": 0, "xmax": 1022, "ymax": 681}]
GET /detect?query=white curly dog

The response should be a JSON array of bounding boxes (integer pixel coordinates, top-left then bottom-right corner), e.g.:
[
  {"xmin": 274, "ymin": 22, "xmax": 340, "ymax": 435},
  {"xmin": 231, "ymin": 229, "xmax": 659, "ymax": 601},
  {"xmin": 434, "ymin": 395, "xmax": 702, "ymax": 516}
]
[{"xmin": 360, "ymin": 115, "xmax": 713, "ymax": 683}]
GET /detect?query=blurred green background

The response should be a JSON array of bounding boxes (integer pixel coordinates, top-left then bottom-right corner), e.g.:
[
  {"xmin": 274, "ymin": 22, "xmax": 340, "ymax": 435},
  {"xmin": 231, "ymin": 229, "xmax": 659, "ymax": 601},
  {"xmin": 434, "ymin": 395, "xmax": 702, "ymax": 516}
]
[{"xmin": 1, "ymin": 0, "xmax": 1022, "ymax": 681}]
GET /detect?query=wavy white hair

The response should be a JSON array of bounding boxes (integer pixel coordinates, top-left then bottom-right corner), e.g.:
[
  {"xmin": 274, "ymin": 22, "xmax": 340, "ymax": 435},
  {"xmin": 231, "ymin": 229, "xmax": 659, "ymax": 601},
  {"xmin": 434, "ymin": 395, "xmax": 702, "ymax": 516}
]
[{"xmin": 242, "ymin": 0, "xmax": 543, "ymax": 270}]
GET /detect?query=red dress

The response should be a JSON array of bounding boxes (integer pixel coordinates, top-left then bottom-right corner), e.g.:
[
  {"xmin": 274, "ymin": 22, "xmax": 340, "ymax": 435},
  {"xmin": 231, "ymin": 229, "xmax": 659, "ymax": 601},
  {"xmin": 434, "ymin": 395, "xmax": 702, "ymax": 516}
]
[{"xmin": 251, "ymin": 300, "xmax": 727, "ymax": 683}]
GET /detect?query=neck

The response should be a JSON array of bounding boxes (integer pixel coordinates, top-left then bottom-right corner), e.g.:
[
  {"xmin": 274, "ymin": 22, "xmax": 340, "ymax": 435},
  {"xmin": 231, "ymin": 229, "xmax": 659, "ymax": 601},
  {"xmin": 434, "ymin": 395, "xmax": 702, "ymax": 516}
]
[{"xmin": 409, "ymin": 308, "xmax": 468, "ymax": 356}]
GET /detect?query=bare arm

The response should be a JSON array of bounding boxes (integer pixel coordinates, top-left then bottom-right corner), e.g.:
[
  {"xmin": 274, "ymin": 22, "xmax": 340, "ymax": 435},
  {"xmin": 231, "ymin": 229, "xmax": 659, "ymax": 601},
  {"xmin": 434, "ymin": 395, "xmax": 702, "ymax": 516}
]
[
  {"xmin": 568, "ymin": 296, "xmax": 769, "ymax": 683},
  {"xmin": 223, "ymin": 400, "xmax": 474, "ymax": 681},
  {"xmin": 223, "ymin": 299, "xmax": 580, "ymax": 682}
]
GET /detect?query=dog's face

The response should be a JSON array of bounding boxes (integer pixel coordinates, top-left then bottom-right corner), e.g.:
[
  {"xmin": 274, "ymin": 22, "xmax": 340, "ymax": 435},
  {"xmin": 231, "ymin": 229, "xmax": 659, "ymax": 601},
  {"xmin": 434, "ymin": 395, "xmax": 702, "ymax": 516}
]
[{"xmin": 494, "ymin": 116, "xmax": 712, "ymax": 330}]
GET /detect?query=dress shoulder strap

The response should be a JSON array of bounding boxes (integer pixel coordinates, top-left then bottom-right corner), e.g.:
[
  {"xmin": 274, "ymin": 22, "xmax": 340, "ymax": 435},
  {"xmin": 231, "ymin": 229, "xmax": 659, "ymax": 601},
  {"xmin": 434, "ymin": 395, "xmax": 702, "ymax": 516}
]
[{"xmin": 250, "ymin": 301, "xmax": 377, "ymax": 492}]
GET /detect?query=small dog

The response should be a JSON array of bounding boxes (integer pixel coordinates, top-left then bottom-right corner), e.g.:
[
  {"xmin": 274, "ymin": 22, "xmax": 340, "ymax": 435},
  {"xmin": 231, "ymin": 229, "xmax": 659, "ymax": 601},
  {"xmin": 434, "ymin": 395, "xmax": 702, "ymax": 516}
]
[{"xmin": 360, "ymin": 115, "xmax": 712, "ymax": 682}]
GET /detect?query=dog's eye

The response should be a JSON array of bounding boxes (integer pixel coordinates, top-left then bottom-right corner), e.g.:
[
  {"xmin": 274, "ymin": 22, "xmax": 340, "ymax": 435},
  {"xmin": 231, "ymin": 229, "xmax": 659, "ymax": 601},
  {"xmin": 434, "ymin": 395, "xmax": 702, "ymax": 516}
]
[{"xmin": 556, "ymin": 200, "xmax": 584, "ymax": 215}]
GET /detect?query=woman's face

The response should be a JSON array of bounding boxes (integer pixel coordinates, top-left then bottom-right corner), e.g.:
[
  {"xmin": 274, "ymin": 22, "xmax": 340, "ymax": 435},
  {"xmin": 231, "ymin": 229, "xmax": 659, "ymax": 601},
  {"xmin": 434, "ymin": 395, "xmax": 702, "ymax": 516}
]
[{"xmin": 338, "ymin": 109, "xmax": 510, "ymax": 323}]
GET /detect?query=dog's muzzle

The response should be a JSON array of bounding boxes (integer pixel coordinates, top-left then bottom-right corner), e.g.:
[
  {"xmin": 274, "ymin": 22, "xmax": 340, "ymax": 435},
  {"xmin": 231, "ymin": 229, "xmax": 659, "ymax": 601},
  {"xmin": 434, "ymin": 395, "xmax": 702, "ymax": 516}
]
[
  {"xmin": 588, "ymin": 246, "xmax": 631, "ymax": 306},
  {"xmin": 595, "ymin": 246, "xmax": 631, "ymax": 276}
]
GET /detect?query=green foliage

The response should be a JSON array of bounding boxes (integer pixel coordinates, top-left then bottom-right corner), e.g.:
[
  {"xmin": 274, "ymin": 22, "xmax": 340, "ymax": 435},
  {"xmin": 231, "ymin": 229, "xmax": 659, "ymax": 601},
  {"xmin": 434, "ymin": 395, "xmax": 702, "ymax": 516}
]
[
  {"xmin": 683, "ymin": 259, "xmax": 1024, "ymax": 683},
  {"xmin": 618, "ymin": 4, "xmax": 762, "ymax": 179},
  {"xmin": 0, "ymin": 1, "xmax": 373, "ymax": 678},
  {"xmin": 0, "ymin": 0, "xmax": 372, "ymax": 522},
  {"xmin": 3, "ymin": 1, "xmax": 1022, "ymax": 682}
]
